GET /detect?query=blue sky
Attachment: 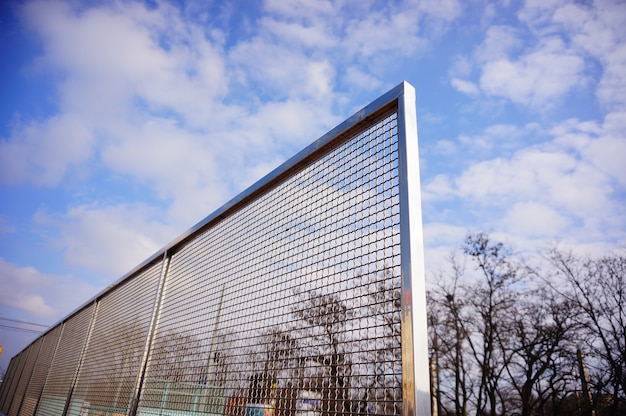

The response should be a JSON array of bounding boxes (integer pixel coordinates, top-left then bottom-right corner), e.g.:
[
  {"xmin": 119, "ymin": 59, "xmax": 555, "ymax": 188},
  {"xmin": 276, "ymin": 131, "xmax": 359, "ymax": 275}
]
[{"xmin": 1, "ymin": 0, "xmax": 625, "ymax": 372}]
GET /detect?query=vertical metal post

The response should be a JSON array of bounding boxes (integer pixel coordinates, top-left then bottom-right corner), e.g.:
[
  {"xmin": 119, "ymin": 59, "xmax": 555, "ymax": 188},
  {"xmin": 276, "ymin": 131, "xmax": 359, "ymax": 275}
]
[
  {"xmin": 129, "ymin": 252, "xmax": 171, "ymax": 416},
  {"xmin": 397, "ymin": 81, "xmax": 431, "ymax": 416}
]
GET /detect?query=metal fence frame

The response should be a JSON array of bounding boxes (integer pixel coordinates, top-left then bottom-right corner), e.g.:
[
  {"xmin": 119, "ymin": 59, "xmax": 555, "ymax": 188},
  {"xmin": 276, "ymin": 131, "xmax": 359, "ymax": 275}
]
[{"xmin": 0, "ymin": 81, "xmax": 429, "ymax": 416}]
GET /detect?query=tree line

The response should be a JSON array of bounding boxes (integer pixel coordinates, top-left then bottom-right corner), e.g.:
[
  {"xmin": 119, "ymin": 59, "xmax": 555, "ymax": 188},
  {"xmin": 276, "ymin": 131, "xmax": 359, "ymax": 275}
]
[{"xmin": 427, "ymin": 232, "xmax": 626, "ymax": 416}]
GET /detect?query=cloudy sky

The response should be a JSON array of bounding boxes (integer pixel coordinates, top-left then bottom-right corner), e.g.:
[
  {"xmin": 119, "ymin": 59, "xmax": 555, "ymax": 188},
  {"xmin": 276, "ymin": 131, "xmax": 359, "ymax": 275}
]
[{"xmin": 1, "ymin": 0, "xmax": 625, "ymax": 371}]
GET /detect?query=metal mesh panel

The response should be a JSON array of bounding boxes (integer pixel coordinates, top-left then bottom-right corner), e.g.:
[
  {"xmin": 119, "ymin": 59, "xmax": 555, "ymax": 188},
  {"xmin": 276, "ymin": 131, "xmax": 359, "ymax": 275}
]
[
  {"xmin": 0, "ymin": 356, "xmax": 18, "ymax": 412},
  {"xmin": 19, "ymin": 325, "xmax": 62, "ymax": 416},
  {"xmin": 36, "ymin": 304, "xmax": 94, "ymax": 416},
  {"xmin": 9, "ymin": 338, "xmax": 42, "ymax": 416},
  {"xmin": 1, "ymin": 351, "xmax": 27, "ymax": 415},
  {"xmin": 65, "ymin": 261, "xmax": 162, "ymax": 416},
  {"xmin": 139, "ymin": 112, "xmax": 402, "ymax": 415},
  {"xmin": 1, "ymin": 82, "xmax": 428, "ymax": 416}
]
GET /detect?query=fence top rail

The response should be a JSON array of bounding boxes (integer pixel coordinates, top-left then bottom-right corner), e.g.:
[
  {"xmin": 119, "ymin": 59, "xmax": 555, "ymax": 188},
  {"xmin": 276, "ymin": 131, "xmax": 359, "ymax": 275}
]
[{"xmin": 24, "ymin": 80, "xmax": 414, "ymax": 347}]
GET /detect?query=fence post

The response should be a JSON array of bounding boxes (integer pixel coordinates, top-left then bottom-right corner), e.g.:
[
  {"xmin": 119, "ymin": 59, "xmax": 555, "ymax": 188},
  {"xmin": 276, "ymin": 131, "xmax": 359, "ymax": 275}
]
[{"xmin": 129, "ymin": 252, "xmax": 171, "ymax": 416}]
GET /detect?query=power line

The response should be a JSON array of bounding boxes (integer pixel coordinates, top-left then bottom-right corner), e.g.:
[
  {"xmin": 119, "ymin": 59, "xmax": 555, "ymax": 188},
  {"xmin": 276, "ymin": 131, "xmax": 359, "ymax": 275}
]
[
  {"xmin": 0, "ymin": 325, "xmax": 44, "ymax": 334},
  {"xmin": 0, "ymin": 317, "xmax": 50, "ymax": 328}
]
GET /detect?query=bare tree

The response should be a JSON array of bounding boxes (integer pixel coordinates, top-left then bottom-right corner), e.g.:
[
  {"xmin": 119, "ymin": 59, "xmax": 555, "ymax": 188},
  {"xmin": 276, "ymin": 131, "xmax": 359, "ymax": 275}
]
[
  {"xmin": 462, "ymin": 233, "xmax": 526, "ymax": 416},
  {"xmin": 292, "ymin": 290, "xmax": 353, "ymax": 415},
  {"xmin": 429, "ymin": 236, "xmax": 625, "ymax": 416},
  {"xmin": 249, "ymin": 328, "xmax": 299, "ymax": 416},
  {"xmin": 546, "ymin": 248, "xmax": 626, "ymax": 415},
  {"xmin": 357, "ymin": 267, "xmax": 403, "ymax": 415},
  {"xmin": 501, "ymin": 289, "xmax": 579, "ymax": 416},
  {"xmin": 429, "ymin": 233, "xmax": 540, "ymax": 416},
  {"xmin": 146, "ymin": 329, "xmax": 205, "ymax": 383},
  {"xmin": 428, "ymin": 255, "xmax": 472, "ymax": 416}
]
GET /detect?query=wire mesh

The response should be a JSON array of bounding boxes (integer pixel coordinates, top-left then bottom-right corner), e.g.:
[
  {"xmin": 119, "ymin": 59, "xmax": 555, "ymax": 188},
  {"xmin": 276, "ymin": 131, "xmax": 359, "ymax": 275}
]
[
  {"xmin": 2, "ymin": 345, "xmax": 30, "ymax": 414},
  {"xmin": 36, "ymin": 306, "xmax": 94, "ymax": 416},
  {"xmin": 64, "ymin": 262, "xmax": 162, "ymax": 416},
  {"xmin": 9, "ymin": 338, "xmax": 42, "ymax": 415},
  {"xmin": 0, "ymin": 356, "xmax": 18, "ymax": 413},
  {"xmin": 138, "ymin": 112, "xmax": 402, "ymax": 416},
  {"xmin": 19, "ymin": 325, "xmax": 62, "ymax": 416}
]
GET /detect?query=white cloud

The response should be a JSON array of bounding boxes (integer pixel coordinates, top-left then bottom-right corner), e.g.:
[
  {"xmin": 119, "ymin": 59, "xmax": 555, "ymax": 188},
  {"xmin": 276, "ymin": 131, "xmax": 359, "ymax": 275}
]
[
  {"xmin": 550, "ymin": 113, "xmax": 626, "ymax": 189},
  {"xmin": 454, "ymin": 148, "xmax": 613, "ymax": 221},
  {"xmin": 100, "ymin": 118, "xmax": 225, "ymax": 201},
  {"xmin": 479, "ymin": 37, "xmax": 585, "ymax": 108},
  {"xmin": 263, "ymin": 0, "xmax": 335, "ymax": 19},
  {"xmin": 423, "ymin": 112, "xmax": 626, "ymax": 248},
  {"xmin": 449, "ymin": 55, "xmax": 474, "ymax": 78},
  {"xmin": 520, "ymin": 0, "xmax": 626, "ymax": 110},
  {"xmin": 451, "ymin": 78, "xmax": 479, "ymax": 95},
  {"xmin": 500, "ymin": 201, "xmax": 570, "ymax": 237},
  {"xmin": 342, "ymin": 66, "xmax": 384, "ymax": 92},
  {"xmin": 422, "ymin": 222, "xmax": 469, "ymax": 273},
  {"xmin": 415, "ymin": 0, "xmax": 463, "ymax": 21},
  {"xmin": 234, "ymin": 0, "xmax": 463, "ymax": 102},
  {"xmin": 260, "ymin": 17, "xmax": 337, "ymax": 49},
  {"xmin": 422, "ymin": 174, "xmax": 455, "ymax": 202},
  {"xmin": 229, "ymin": 38, "xmax": 336, "ymax": 101},
  {"xmin": 0, "ymin": 114, "xmax": 95, "ymax": 186},
  {"xmin": 595, "ymin": 43, "xmax": 626, "ymax": 110},
  {"xmin": 1, "ymin": 0, "xmax": 234, "ymax": 189},
  {"xmin": 452, "ymin": 1, "xmax": 626, "ymax": 111},
  {"xmin": 343, "ymin": 10, "xmax": 426, "ymax": 59},
  {"xmin": 474, "ymin": 25, "xmax": 522, "ymax": 62},
  {"xmin": 423, "ymin": 222, "xmax": 468, "ymax": 247},
  {"xmin": 0, "ymin": 257, "xmax": 100, "ymax": 319},
  {"xmin": 516, "ymin": 0, "xmax": 565, "ymax": 28},
  {"xmin": 53, "ymin": 203, "xmax": 176, "ymax": 276},
  {"xmin": 458, "ymin": 123, "xmax": 527, "ymax": 153}
]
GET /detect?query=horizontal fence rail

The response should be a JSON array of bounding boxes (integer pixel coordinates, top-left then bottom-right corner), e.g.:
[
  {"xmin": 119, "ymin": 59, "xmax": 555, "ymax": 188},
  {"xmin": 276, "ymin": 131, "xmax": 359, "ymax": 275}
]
[{"xmin": 0, "ymin": 82, "xmax": 429, "ymax": 416}]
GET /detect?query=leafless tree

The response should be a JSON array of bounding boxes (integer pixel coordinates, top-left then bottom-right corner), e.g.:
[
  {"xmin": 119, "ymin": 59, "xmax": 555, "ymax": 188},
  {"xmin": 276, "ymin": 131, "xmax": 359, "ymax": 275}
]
[
  {"xmin": 146, "ymin": 329, "xmax": 205, "ymax": 383},
  {"xmin": 429, "ymin": 236, "xmax": 625, "ymax": 416},
  {"xmin": 546, "ymin": 248, "xmax": 626, "ymax": 415},
  {"xmin": 111, "ymin": 320, "xmax": 148, "ymax": 406},
  {"xmin": 461, "ymin": 233, "xmax": 526, "ymax": 416},
  {"xmin": 428, "ymin": 255, "xmax": 472, "ymax": 416},
  {"xmin": 249, "ymin": 328, "xmax": 299, "ymax": 415},
  {"xmin": 428, "ymin": 233, "xmax": 581, "ymax": 416},
  {"xmin": 501, "ymin": 289, "xmax": 579, "ymax": 416},
  {"xmin": 358, "ymin": 267, "xmax": 403, "ymax": 415},
  {"xmin": 292, "ymin": 290, "xmax": 353, "ymax": 415}
]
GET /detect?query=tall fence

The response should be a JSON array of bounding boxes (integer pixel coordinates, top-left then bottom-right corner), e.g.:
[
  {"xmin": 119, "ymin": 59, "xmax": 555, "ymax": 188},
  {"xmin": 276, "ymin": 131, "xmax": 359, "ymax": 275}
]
[{"xmin": 0, "ymin": 82, "xmax": 429, "ymax": 416}]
